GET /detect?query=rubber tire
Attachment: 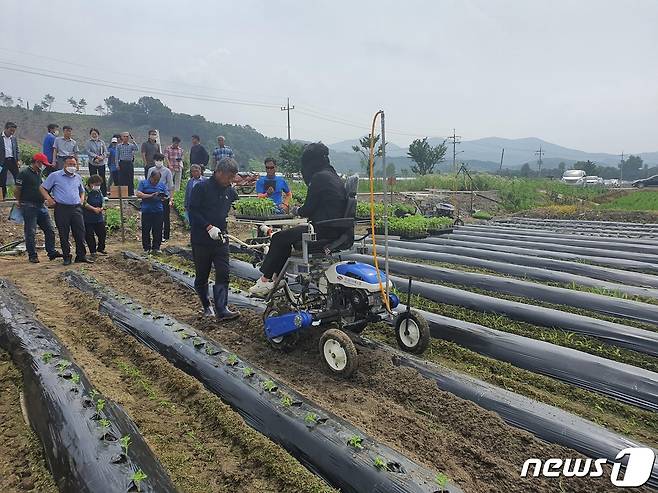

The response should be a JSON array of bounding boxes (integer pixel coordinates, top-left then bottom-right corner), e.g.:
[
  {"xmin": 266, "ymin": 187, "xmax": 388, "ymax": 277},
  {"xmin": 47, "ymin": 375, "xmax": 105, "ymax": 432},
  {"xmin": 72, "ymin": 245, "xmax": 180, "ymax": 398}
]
[
  {"xmin": 395, "ymin": 310, "xmax": 430, "ymax": 355},
  {"xmin": 319, "ymin": 329, "xmax": 358, "ymax": 378}
]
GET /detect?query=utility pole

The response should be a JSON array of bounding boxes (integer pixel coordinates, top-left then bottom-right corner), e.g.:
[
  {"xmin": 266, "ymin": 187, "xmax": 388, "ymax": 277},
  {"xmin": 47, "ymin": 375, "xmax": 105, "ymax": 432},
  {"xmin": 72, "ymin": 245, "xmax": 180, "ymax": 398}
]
[
  {"xmin": 280, "ymin": 97, "xmax": 295, "ymax": 142},
  {"xmin": 448, "ymin": 129, "xmax": 461, "ymax": 173},
  {"xmin": 498, "ymin": 148, "xmax": 505, "ymax": 174},
  {"xmin": 535, "ymin": 145, "xmax": 545, "ymax": 176},
  {"xmin": 619, "ymin": 152, "xmax": 624, "ymax": 184}
]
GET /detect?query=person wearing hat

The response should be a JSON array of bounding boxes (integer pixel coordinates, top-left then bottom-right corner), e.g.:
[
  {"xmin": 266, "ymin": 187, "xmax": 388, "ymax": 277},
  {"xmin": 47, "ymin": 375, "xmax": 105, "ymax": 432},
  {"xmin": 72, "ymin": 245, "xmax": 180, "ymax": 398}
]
[
  {"xmin": 248, "ymin": 142, "xmax": 347, "ymax": 297},
  {"xmin": 107, "ymin": 136, "xmax": 119, "ymax": 189},
  {"xmin": 13, "ymin": 153, "xmax": 62, "ymax": 263}
]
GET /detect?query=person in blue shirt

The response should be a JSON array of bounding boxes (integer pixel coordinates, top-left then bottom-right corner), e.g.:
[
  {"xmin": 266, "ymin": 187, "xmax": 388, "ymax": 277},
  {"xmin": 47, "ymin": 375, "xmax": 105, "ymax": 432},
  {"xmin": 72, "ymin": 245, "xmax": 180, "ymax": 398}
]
[
  {"xmin": 83, "ymin": 175, "xmax": 107, "ymax": 257},
  {"xmin": 107, "ymin": 136, "xmax": 119, "ymax": 188},
  {"xmin": 42, "ymin": 124, "xmax": 58, "ymax": 176},
  {"xmin": 256, "ymin": 158, "xmax": 291, "ymax": 213},
  {"xmin": 136, "ymin": 171, "xmax": 168, "ymax": 254}
]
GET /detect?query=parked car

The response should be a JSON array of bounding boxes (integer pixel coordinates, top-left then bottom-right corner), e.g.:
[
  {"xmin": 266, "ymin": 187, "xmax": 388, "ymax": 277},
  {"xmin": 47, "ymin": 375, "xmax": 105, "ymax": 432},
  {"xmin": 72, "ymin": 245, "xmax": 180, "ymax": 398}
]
[
  {"xmin": 583, "ymin": 175, "xmax": 604, "ymax": 186},
  {"xmin": 632, "ymin": 175, "xmax": 658, "ymax": 188},
  {"xmin": 561, "ymin": 169, "xmax": 586, "ymax": 185},
  {"xmin": 603, "ymin": 179, "xmax": 621, "ymax": 187}
]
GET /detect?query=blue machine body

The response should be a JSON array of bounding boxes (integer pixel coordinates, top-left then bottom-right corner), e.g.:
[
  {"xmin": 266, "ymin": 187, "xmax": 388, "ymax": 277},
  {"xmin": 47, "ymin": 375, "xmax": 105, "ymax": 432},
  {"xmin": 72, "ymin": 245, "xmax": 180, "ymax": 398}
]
[
  {"xmin": 336, "ymin": 262, "xmax": 388, "ymax": 285},
  {"xmin": 388, "ymin": 293, "xmax": 400, "ymax": 309},
  {"xmin": 265, "ymin": 311, "xmax": 313, "ymax": 339}
]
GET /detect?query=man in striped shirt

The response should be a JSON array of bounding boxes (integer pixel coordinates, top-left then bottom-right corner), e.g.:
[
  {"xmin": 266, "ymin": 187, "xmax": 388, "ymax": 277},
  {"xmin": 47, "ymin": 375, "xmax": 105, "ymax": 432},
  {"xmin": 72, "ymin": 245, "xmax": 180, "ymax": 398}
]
[
  {"xmin": 165, "ymin": 136, "xmax": 184, "ymax": 191},
  {"xmin": 117, "ymin": 132, "xmax": 139, "ymax": 196},
  {"xmin": 211, "ymin": 135, "xmax": 233, "ymax": 171}
]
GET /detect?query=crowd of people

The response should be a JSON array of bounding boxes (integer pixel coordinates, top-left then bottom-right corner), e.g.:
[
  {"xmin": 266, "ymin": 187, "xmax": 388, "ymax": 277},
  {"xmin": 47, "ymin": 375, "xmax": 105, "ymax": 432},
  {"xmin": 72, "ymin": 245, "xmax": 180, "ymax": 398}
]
[{"xmin": 2, "ymin": 119, "xmax": 347, "ymax": 322}]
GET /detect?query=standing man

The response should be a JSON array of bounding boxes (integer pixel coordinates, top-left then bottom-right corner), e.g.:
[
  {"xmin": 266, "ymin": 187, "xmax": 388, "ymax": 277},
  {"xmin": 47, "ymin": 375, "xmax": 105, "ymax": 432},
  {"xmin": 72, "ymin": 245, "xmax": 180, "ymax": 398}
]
[
  {"xmin": 136, "ymin": 170, "xmax": 168, "ymax": 254},
  {"xmin": 0, "ymin": 122, "xmax": 19, "ymax": 200},
  {"xmin": 14, "ymin": 153, "xmax": 62, "ymax": 263},
  {"xmin": 117, "ymin": 132, "xmax": 139, "ymax": 196},
  {"xmin": 190, "ymin": 135, "xmax": 209, "ymax": 173},
  {"xmin": 188, "ymin": 157, "xmax": 240, "ymax": 321},
  {"xmin": 147, "ymin": 153, "xmax": 174, "ymax": 243},
  {"xmin": 40, "ymin": 156, "xmax": 93, "ymax": 265},
  {"xmin": 42, "ymin": 124, "xmax": 59, "ymax": 176},
  {"xmin": 85, "ymin": 128, "xmax": 108, "ymax": 196},
  {"xmin": 211, "ymin": 135, "xmax": 233, "ymax": 171},
  {"xmin": 52, "ymin": 125, "xmax": 79, "ymax": 170},
  {"xmin": 184, "ymin": 164, "xmax": 205, "ymax": 222},
  {"xmin": 256, "ymin": 157, "xmax": 292, "ymax": 213},
  {"xmin": 165, "ymin": 136, "xmax": 184, "ymax": 191},
  {"xmin": 140, "ymin": 129, "xmax": 160, "ymax": 176}
]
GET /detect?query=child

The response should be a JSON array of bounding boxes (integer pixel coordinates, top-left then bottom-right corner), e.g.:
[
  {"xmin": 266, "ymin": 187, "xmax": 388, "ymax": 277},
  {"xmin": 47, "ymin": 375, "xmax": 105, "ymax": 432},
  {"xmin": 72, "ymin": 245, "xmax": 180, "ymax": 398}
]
[{"xmin": 83, "ymin": 175, "xmax": 107, "ymax": 256}]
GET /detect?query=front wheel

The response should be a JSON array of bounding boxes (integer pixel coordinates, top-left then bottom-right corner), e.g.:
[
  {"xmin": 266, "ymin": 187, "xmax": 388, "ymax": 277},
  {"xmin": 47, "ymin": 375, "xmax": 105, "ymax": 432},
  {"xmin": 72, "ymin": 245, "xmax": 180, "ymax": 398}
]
[
  {"xmin": 395, "ymin": 310, "xmax": 430, "ymax": 354},
  {"xmin": 319, "ymin": 329, "xmax": 358, "ymax": 378}
]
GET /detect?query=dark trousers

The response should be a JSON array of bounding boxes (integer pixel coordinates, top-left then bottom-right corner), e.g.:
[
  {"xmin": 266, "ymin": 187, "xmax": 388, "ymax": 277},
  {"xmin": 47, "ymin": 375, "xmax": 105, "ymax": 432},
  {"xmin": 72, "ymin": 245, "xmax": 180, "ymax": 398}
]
[
  {"xmin": 141, "ymin": 212, "xmax": 163, "ymax": 251},
  {"xmin": 54, "ymin": 204, "xmax": 87, "ymax": 260},
  {"xmin": 192, "ymin": 242, "xmax": 229, "ymax": 289},
  {"xmin": 22, "ymin": 202, "xmax": 57, "ymax": 259},
  {"xmin": 259, "ymin": 225, "xmax": 307, "ymax": 278},
  {"xmin": 0, "ymin": 157, "xmax": 18, "ymax": 198},
  {"xmin": 85, "ymin": 221, "xmax": 106, "ymax": 253},
  {"xmin": 109, "ymin": 170, "xmax": 119, "ymax": 188},
  {"xmin": 162, "ymin": 200, "xmax": 171, "ymax": 240},
  {"xmin": 118, "ymin": 160, "xmax": 134, "ymax": 196},
  {"xmin": 88, "ymin": 164, "xmax": 107, "ymax": 196}
]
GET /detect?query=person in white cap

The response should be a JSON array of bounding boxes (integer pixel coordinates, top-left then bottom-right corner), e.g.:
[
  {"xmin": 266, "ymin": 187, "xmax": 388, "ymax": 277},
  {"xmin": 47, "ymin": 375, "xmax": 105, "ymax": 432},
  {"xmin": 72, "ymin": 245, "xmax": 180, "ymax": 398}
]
[{"xmin": 107, "ymin": 136, "xmax": 119, "ymax": 188}]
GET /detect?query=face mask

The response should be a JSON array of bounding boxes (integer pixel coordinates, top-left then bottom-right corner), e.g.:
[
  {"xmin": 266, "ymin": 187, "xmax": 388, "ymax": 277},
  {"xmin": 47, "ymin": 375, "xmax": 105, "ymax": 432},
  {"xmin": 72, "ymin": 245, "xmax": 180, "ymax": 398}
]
[
  {"xmin": 65, "ymin": 166, "xmax": 77, "ymax": 175},
  {"xmin": 92, "ymin": 185, "xmax": 101, "ymax": 191},
  {"xmin": 155, "ymin": 161, "xmax": 164, "ymax": 168},
  {"xmin": 53, "ymin": 130, "xmax": 59, "ymax": 136}
]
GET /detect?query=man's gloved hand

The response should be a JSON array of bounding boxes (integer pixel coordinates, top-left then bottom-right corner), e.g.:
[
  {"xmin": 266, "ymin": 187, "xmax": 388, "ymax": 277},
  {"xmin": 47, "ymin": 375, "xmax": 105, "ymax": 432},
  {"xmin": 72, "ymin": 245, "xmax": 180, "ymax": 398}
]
[{"xmin": 208, "ymin": 225, "xmax": 222, "ymax": 240}]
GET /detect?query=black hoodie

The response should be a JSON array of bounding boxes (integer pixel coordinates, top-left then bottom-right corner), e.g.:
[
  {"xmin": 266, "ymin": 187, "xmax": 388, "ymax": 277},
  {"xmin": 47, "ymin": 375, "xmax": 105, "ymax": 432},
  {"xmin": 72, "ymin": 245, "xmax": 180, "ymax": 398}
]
[{"xmin": 298, "ymin": 145, "xmax": 346, "ymax": 225}]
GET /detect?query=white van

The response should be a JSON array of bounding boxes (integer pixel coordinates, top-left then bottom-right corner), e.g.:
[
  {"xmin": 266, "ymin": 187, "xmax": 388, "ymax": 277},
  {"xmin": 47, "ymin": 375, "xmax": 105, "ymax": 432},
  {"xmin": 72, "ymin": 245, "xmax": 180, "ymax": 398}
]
[{"xmin": 561, "ymin": 169, "xmax": 586, "ymax": 185}]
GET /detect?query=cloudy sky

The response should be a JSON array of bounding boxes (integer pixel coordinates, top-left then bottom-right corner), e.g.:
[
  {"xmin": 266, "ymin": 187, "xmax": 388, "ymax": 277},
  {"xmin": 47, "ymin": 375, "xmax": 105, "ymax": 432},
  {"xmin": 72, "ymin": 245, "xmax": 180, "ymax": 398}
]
[{"xmin": 3, "ymin": 0, "xmax": 657, "ymax": 152}]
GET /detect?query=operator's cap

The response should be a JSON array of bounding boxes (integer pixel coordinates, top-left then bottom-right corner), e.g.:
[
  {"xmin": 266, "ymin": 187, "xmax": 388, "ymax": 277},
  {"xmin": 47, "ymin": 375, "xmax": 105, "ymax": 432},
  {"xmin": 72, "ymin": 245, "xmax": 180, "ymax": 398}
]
[
  {"xmin": 32, "ymin": 152, "xmax": 52, "ymax": 167},
  {"xmin": 111, "ymin": 137, "xmax": 118, "ymax": 143}
]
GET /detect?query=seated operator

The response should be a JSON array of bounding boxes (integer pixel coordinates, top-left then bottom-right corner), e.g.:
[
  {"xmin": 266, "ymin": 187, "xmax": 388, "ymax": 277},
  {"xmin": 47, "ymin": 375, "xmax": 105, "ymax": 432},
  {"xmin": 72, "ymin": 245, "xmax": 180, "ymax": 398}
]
[
  {"xmin": 248, "ymin": 143, "xmax": 347, "ymax": 297},
  {"xmin": 255, "ymin": 157, "xmax": 292, "ymax": 214}
]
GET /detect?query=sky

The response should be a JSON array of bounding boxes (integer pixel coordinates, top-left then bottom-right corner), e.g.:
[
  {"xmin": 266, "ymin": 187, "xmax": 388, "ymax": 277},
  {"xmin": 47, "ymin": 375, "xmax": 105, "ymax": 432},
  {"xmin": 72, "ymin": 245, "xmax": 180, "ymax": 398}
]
[{"xmin": 2, "ymin": 0, "xmax": 657, "ymax": 153}]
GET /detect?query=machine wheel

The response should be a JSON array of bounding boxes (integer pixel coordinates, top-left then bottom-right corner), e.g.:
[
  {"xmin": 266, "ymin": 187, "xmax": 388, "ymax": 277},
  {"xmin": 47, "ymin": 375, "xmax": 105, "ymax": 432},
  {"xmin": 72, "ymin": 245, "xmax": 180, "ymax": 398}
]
[
  {"xmin": 394, "ymin": 310, "xmax": 430, "ymax": 354},
  {"xmin": 319, "ymin": 329, "xmax": 358, "ymax": 378},
  {"xmin": 264, "ymin": 308, "xmax": 299, "ymax": 352}
]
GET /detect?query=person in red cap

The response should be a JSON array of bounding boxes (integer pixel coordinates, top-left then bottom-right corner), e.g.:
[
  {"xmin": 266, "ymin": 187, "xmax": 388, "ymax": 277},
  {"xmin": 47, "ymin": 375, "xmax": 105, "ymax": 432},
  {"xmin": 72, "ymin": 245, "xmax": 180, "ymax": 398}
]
[{"xmin": 14, "ymin": 153, "xmax": 62, "ymax": 263}]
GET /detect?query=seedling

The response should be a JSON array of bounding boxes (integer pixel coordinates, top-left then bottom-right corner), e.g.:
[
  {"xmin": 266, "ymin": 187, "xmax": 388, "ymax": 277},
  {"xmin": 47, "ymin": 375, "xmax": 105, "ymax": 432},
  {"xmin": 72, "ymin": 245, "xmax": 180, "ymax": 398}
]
[
  {"xmin": 120, "ymin": 435, "xmax": 131, "ymax": 455},
  {"xmin": 192, "ymin": 337, "xmax": 204, "ymax": 349},
  {"xmin": 242, "ymin": 367, "xmax": 255, "ymax": 378},
  {"xmin": 347, "ymin": 435, "xmax": 364, "ymax": 450},
  {"xmin": 89, "ymin": 389, "xmax": 100, "ymax": 402},
  {"xmin": 179, "ymin": 332, "xmax": 191, "ymax": 340},
  {"xmin": 304, "ymin": 412, "xmax": 319, "ymax": 425},
  {"xmin": 226, "ymin": 354, "xmax": 239, "ymax": 366},
  {"xmin": 99, "ymin": 418, "xmax": 111, "ymax": 428},
  {"xmin": 131, "ymin": 469, "xmax": 148, "ymax": 492},
  {"xmin": 435, "ymin": 473, "xmax": 449, "ymax": 488},
  {"xmin": 71, "ymin": 372, "xmax": 81, "ymax": 384},
  {"xmin": 42, "ymin": 352, "xmax": 54, "ymax": 363},
  {"xmin": 280, "ymin": 394, "xmax": 293, "ymax": 407},
  {"xmin": 56, "ymin": 359, "xmax": 72, "ymax": 373},
  {"xmin": 96, "ymin": 399, "xmax": 106, "ymax": 413},
  {"xmin": 261, "ymin": 379, "xmax": 277, "ymax": 392},
  {"xmin": 374, "ymin": 457, "xmax": 386, "ymax": 471}
]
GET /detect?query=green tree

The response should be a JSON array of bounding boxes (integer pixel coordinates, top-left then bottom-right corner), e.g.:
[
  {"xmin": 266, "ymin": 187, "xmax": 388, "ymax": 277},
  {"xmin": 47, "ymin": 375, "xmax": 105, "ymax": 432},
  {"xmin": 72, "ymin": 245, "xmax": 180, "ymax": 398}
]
[
  {"xmin": 67, "ymin": 97, "xmax": 87, "ymax": 114},
  {"xmin": 520, "ymin": 163, "xmax": 532, "ymax": 177},
  {"xmin": 352, "ymin": 134, "xmax": 383, "ymax": 174},
  {"xmin": 407, "ymin": 137, "xmax": 447, "ymax": 175},
  {"xmin": 94, "ymin": 104, "xmax": 105, "ymax": 116},
  {"xmin": 32, "ymin": 103, "xmax": 43, "ymax": 113},
  {"xmin": 41, "ymin": 94, "xmax": 55, "ymax": 111},
  {"xmin": 386, "ymin": 162, "xmax": 396, "ymax": 178},
  {"xmin": 573, "ymin": 160, "xmax": 598, "ymax": 176},
  {"xmin": 278, "ymin": 141, "xmax": 304, "ymax": 175},
  {"xmin": 621, "ymin": 155, "xmax": 643, "ymax": 180},
  {"xmin": 0, "ymin": 92, "xmax": 14, "ymax": 107},
  {"xmin": 558, "ymin": 162, "xmax": 566, "ymax": 175}
]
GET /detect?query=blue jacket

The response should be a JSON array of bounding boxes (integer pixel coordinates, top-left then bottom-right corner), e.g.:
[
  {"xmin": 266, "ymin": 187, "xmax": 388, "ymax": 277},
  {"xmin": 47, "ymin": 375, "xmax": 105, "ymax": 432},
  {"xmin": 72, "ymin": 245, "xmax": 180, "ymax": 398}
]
[
  {"xmin": 184, "ymin": 177, "xmax": 206, "ymax": 209},
  {"xmin": 84, "ymin": 189, "xmax": 105, "ymax": 224},
  {"xmin": 137, "ymin": 179, "xmax": 168, "ymax": 214},
  {"xmin": 188, "ymin": 177, "xmax": 238, "ymax": 246}
]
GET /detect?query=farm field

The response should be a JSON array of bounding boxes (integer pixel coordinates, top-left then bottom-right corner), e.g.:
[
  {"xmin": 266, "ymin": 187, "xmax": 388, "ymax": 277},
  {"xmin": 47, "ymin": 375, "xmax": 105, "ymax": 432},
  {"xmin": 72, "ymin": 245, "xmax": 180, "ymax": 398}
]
[{"xmin": 1, "ymin": 183, "xmax": 658, "ymax": 492}]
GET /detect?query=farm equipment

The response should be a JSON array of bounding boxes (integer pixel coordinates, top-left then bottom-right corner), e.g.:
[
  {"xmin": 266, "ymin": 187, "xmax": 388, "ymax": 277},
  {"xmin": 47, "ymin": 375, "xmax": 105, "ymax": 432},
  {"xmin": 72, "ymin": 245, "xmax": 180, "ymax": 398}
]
[{"xmin": 233, "ymin": 129, "xmax": 430, "ymax": 377}]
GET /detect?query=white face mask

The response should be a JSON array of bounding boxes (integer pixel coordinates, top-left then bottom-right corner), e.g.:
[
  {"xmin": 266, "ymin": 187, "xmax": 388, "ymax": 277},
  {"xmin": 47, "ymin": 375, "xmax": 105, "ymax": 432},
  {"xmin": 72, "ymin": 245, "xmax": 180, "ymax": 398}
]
[
  {"xmin": 154, "ymin": 161, "xmax": 164, "ymax": 168},
  {"xmin": 65, "ymin": 166, "xmax": 77, "ymax": 175},
  {"xmin": 53, "ymin": 130, "xmax": 60, "ymax": 136},
  {"xmin": 92, "ymin": 185, "xmax": 101, "ymax": 191}
]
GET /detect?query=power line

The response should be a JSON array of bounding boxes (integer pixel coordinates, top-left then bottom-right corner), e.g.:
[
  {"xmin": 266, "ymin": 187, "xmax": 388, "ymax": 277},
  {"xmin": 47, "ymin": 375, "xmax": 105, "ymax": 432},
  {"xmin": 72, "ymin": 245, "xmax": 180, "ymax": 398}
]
[{"xmin": 280, "ymin": 97, "xmax": 295, "ymax": 142}]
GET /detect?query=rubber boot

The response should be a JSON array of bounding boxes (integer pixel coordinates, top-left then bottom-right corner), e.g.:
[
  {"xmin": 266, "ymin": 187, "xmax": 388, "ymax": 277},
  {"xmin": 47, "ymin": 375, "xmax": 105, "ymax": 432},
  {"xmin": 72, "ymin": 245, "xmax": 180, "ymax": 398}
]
[
  {"xmin": 213, "ymin": 283, "xmax": 241, "ymax": 322},
  {"xmin": 195, "ymin": 285, "xmax": 214, "ymax": 317}
]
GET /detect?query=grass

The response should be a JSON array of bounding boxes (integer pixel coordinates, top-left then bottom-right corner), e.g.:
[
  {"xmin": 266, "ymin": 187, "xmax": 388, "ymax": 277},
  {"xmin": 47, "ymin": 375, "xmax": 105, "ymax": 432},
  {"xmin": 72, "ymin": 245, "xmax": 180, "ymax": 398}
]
[
  {"xmin": 366, "ymin": 324, "xmax": 658, "ymax": 446},
  {"xmin": 599, "ymin": 191, "xmax": 658, "ymax": 211},
  {"xmin": 105, "ymin": 207, "xmax": 137, "ymax": 233}
]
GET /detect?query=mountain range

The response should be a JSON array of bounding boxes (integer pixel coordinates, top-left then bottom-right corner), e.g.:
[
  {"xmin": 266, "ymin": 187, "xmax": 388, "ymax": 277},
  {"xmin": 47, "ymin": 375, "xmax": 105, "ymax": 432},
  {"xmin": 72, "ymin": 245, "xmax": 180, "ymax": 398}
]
[{"xmin": 328, "ymin": 136, "xmax": 658, "ymax": 172}]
